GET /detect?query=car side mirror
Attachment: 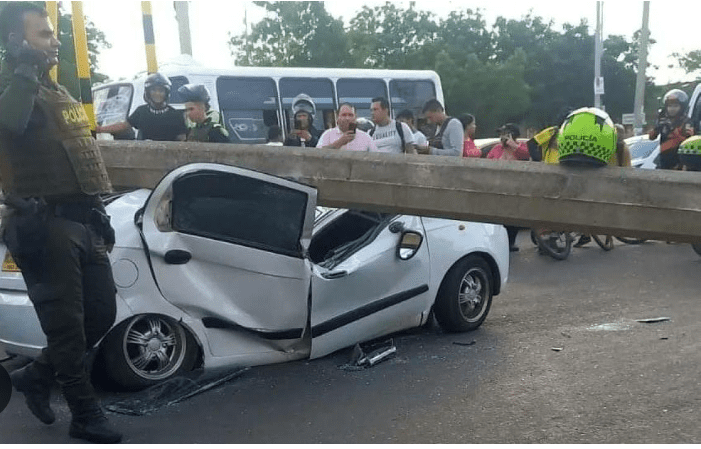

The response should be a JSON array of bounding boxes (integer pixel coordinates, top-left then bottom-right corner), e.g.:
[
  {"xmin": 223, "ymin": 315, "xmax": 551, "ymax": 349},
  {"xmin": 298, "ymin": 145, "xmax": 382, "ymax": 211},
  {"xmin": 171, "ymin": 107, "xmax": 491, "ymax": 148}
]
[{"xmin": 397, "ymin": 231, "xmax": 423, "ymax": 260}]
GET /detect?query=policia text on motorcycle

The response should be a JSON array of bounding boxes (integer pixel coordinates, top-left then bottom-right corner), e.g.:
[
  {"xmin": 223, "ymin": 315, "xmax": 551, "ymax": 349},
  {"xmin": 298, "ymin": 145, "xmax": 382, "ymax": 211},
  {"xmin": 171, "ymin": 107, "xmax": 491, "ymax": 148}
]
[{"xmin": 0, "ymin": 2, "xmax": 122, "ymax": 443}]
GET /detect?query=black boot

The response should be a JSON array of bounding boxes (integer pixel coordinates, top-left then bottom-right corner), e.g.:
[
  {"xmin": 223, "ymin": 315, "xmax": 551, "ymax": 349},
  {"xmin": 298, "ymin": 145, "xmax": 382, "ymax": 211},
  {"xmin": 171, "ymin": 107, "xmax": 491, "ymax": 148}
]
[
  {"xmin": 63, "ymin": 384, "xmax": 122, "ymax": 444},
  {"xmin": 10, "ymin": 363, "xmax": 56, "ymax": 425}
]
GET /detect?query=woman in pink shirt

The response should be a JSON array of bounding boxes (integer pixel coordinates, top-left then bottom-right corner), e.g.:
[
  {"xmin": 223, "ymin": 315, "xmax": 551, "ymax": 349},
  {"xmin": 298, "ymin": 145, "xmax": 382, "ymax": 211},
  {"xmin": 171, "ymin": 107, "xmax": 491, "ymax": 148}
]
[
  {"xmin": 459, "ymin": 114, "xmax": 481, "ymax": 158},
  {"xmin": 487, "ymin": 123, "xmax": 530, "ymax": 161},
  {"xmin": 486, "ymin": 123, "xmax": 529, "ymax": 252}
]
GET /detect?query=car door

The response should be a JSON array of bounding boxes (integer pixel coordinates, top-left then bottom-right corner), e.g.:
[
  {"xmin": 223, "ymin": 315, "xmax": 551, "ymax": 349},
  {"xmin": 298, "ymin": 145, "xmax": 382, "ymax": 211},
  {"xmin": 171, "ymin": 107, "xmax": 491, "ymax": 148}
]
[
  {"xmin": 309, "ymin": 213, "xmax": 431, "ymax": 358},
  {"xmin": 141, "ymin": 163, "xmax": 316, "ymax": 349}
]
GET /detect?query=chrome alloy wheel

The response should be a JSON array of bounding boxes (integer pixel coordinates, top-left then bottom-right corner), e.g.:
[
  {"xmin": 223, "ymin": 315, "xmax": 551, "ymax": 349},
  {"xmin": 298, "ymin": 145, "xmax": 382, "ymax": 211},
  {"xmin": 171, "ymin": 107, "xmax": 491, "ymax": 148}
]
[
  {"xmin": 457, "ymin": 268, "xmax": 486, "ymax": 321},
  {"xmin": 122, "ymin": 315, "xmax": 188, "ymax": 381}
]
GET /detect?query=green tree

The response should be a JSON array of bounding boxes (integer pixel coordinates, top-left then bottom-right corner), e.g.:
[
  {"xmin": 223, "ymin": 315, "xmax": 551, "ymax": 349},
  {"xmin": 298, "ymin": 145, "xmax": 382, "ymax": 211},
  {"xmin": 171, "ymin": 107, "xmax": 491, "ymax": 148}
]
[
  {"xmin": 346, "ymin": 2, "xmax": 437, "ymax": 69},
  {"xmin": 436, "ymin": 49, "xmax": 531, "ymax": 137},
  {"xmin": 229, "ymin": 1, "xmax": 349, "ymax": 67},
  {"xmin": 673, "ymin": 49, "xmax": 701, "ymax": 79},
  {"xmin": 56, "ymin": 9, "xmax": 112, "ymax": 98},
  {"xmin": 0, "ymin": 2, "xmax": 111, "ymax": 99}
]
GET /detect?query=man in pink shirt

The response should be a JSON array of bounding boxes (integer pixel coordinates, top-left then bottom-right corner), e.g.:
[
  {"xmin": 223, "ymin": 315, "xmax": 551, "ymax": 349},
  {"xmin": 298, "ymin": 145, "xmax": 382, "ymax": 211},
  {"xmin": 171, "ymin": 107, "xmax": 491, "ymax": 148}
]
[
  {"xmin": 487, "ymin": 123, "xmax": 530, "ymax": 161},
  {"xmin": 317, "ymin": 103, "xmax": 377, "ymax": 151}
]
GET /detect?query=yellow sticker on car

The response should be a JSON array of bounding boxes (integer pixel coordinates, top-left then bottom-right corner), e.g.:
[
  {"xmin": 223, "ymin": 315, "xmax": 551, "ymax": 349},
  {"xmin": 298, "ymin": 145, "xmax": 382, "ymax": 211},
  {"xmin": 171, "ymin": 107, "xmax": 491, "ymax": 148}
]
[{"xmin": 2, "ymin": 252, "xmax": 20, "ymax": 272}]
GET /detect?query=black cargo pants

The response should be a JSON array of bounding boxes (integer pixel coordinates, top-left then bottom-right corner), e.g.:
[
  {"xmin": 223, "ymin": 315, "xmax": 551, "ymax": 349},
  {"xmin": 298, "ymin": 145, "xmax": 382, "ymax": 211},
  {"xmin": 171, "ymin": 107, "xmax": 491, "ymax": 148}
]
[{"xmin": 3, "ymin": 202, "xmax": 116, "ymax": 390}]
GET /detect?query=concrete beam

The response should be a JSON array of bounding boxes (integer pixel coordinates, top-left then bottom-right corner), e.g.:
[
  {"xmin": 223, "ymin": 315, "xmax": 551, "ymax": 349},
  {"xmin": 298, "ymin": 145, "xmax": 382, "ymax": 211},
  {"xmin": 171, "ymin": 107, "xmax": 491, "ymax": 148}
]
[{"xmin": 98, "ymin": 141, "xmax": 701, "ymax": 242}]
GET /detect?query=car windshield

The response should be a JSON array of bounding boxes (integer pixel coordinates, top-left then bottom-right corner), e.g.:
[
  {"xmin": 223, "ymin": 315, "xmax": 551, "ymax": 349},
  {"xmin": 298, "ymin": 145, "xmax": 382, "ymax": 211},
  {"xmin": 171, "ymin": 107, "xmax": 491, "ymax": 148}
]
[{"xmin": 629, "ymin": 139, "xmax": 658, "ymax": 159}]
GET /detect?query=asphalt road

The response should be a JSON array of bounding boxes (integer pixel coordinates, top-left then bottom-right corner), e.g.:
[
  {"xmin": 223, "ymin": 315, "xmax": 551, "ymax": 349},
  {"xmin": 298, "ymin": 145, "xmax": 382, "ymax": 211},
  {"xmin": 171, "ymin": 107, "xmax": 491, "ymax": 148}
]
[{"xmin": 2, "ymin": 232, "xmax": 701, "ymax": 443}]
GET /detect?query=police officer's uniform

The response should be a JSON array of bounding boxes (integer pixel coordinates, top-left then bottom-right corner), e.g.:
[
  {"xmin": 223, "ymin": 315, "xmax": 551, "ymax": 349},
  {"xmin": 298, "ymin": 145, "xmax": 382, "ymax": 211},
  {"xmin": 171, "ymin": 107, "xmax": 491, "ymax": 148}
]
[{"xmin": 0, "ymin": 58, "xmax": 120, "ymax": 442}]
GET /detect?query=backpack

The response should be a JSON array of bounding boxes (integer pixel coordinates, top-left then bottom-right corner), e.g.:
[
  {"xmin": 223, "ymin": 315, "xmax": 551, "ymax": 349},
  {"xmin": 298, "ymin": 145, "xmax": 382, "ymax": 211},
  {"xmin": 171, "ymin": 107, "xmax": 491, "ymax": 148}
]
[
  {"xmin": 427, "ymin": 117, "xmax": 455, "ymax": 149},
  {"xmin": 370, "ymin": 120, "xmax": 406, "ymax": 152}
]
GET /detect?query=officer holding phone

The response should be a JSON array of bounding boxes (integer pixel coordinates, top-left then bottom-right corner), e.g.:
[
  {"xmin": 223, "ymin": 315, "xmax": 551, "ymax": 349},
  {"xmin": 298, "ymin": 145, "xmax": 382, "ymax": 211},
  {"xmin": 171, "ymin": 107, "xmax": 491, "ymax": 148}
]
[
  {"xmin": 0, "ymin": 2, "xmax": 121, "ymax": 443},
  {"xmin": 284, "ymin": 93, "xmax": 321, "ymax": 147}
]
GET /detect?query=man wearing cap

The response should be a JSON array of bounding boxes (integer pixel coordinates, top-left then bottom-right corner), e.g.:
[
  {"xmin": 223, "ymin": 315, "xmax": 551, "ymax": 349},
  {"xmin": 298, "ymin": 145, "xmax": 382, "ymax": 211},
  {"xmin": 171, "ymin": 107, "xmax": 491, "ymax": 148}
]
[{"xmin": 284, "ymin": 93, "xmax": 321, "ymax": 147}]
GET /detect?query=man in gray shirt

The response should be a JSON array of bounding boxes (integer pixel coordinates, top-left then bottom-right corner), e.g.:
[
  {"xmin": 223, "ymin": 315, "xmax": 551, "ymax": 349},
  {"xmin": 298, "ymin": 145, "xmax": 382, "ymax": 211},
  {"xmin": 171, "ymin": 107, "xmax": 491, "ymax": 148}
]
[{"xmin": 421, "ymin": 99, "xmax": 463, "ymax": 156}]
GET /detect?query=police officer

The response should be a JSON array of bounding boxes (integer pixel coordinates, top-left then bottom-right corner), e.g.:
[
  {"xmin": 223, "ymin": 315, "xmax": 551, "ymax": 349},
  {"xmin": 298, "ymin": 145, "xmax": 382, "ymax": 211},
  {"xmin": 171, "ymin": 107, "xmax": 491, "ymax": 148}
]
[
  {"xmin": 95, "ymin": 72, "xmax": 187, "ymax": 141},
  {"xmin": 0, "ymin": 3, "xmax": 121, "ymax": 443},
  {"xmin": 283, "ymin": 93, "xmax": 321, "ymax": 147},
  {"xmin": 178, "ymin": 83, "xmax": 230, "ymax": 143}
]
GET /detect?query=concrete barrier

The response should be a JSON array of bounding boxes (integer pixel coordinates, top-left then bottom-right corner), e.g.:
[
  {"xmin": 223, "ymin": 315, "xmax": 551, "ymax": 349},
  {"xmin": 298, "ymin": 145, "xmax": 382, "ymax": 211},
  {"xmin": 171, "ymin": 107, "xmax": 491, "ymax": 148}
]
[{"xmin": 98, "ymin": 141, "xmax": 701, "ymax": 242}]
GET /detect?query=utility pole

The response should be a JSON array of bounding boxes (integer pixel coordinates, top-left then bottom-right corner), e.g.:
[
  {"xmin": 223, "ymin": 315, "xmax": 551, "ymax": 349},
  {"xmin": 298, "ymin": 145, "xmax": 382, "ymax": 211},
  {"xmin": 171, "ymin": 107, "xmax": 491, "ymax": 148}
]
[
  {"xmin": 633, "ymin": 1, "xmax": 650, "ymax": 136},
  {"xmin": 594, "ymin": 2, "xmax": 604, "ymax": 109},
  {"xmin": 141, "ymin": 1, "xmax": 158, "ymax": 73},
  {"xmin": 174, "ymin": 1, "xmax": 192, "ymax": 56}
]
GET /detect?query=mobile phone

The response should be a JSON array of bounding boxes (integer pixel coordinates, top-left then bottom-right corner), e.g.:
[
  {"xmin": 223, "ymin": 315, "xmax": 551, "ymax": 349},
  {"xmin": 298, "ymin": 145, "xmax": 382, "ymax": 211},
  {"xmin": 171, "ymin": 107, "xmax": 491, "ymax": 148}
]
[
  {"xmin": 294, "ymin": 118, "xmax": 302, "ymax": 130},
  {"xmin": 348, "ymin": 122, "xmax": 357, "ymax": 133}
]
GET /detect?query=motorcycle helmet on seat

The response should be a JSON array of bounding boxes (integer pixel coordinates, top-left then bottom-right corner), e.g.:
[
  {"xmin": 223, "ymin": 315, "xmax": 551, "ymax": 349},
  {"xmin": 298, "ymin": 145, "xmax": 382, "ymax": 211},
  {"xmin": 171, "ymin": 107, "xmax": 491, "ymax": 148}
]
[{"xmin": 557, "ymin": 107, "xmax": 617, "ymax": 167}]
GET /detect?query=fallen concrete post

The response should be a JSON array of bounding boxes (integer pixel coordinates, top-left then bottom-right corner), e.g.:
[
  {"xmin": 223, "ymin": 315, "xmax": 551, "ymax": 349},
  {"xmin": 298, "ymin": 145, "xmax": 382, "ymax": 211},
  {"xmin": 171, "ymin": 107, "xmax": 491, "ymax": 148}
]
[{"xmin": 98, "ymin": 141, "xmax": 701, "ymax": 242}]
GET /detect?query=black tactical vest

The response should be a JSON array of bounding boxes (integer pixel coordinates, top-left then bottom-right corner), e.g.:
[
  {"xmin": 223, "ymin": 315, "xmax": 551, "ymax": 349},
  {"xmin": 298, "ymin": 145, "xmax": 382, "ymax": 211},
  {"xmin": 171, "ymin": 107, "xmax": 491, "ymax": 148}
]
[{"xmin": 0, "ymin": 82, "xmax": 113, "ymax": 198}]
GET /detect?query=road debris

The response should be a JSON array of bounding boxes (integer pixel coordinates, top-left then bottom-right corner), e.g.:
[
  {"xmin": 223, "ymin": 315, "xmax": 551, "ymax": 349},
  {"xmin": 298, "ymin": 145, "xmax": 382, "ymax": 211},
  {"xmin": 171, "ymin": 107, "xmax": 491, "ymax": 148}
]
[
  {"xmin": 452, "ymin": 340, "xmax": 477, "ymax": 347},
  {"xmin": 551, "ymin": 347, "xmax": 564, "ymax": 352},
  {"xmin": 635, "ymin": 317, "xmax": 671, "ymax": 323},
  {"xmin": 104, "ymin": 367, "xmax": 249, "ymax": 416},
  {"xmin": 340, "ymin": 338, "xmax": 396, "ymax": 371}
]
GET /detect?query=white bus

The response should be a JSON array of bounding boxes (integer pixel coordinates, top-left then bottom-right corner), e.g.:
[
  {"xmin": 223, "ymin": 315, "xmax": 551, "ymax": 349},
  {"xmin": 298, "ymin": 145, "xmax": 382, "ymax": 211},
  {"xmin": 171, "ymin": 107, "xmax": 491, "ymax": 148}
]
[{"xmin": 93, "ymin": 59, "xmax": 445, "ymax": 144}]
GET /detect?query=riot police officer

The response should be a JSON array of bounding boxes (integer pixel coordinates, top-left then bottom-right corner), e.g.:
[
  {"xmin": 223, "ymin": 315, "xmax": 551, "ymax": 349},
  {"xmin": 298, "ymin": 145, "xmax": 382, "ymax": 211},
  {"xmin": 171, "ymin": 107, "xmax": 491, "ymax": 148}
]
[
  {"xmin": 0, "ymin": 2, "xmax": 121, "ymax": 443},
  {"xmin": 178, "ymin": 83, "xmax": 230, "ymax": 143}
]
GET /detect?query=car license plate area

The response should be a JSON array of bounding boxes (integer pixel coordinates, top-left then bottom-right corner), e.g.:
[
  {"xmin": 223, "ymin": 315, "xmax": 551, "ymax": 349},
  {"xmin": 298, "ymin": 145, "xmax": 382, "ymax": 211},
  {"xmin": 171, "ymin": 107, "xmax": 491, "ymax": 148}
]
[{"xmin": 2, "ymin": 252, "xmax": 20, "ymax": 272}]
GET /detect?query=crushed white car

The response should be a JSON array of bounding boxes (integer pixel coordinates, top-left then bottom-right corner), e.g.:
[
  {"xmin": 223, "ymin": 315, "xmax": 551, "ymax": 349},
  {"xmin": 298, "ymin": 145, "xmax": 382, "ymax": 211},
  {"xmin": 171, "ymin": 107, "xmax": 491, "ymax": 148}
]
[{"xmin": 0, "ymin": 163, "xmax": 509, "ymax": 389}]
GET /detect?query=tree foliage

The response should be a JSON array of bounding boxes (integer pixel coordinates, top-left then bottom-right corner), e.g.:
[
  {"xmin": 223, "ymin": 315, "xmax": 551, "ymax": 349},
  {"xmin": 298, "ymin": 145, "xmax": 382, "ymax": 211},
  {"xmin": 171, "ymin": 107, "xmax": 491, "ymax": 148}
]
[
  {"xmin": 674, "ymin": 50, "xmax": 701, "ymax": 79},
  {"xmin": 230, "ymin": 2, "xmax": 680, "ymax": 137},
  {"xmin": 229, "ymin": 1, "xmax": 349, "ymax": 67}
]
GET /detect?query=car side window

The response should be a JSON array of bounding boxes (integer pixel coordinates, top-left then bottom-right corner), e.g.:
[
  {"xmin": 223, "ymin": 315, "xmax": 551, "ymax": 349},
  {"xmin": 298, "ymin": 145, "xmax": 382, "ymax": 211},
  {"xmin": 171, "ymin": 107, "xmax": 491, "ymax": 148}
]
[{"xmin": 171, "ymin": 171, "xmax": 309, "ymax": 257}]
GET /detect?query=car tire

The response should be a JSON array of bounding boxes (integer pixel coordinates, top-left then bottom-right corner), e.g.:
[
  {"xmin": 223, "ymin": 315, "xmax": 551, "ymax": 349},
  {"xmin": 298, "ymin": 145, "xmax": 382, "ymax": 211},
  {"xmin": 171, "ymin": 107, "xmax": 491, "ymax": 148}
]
[
  {"xmin": 101, "ymin": 314, "xmax": 198, "ymax": 390},
  {"xmin": 434, "ymin": 255, "xmax": 493, "ymax": 333}
]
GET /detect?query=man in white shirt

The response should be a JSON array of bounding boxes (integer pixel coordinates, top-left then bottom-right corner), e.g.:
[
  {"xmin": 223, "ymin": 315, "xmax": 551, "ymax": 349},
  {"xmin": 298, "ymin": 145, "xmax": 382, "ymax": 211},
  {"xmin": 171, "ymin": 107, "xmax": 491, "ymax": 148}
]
[
  {"xmin": 396, "ymin": 109, "xmax": 428, "ymax": 152},
  {"xmin": 317, "ymin": 103, "xmax": 377, "ymax": 152},
  {"xmin": 369, "ymin": 97, "xmax": 416, "ymax": 154}
]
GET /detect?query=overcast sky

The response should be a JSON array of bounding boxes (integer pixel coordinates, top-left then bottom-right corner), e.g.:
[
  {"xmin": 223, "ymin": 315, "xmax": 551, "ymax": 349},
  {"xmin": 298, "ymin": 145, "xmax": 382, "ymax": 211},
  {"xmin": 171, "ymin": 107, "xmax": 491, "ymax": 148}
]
[{"xmin": 78, "ymin": 1, "xmax": 700, "ymax": 86}]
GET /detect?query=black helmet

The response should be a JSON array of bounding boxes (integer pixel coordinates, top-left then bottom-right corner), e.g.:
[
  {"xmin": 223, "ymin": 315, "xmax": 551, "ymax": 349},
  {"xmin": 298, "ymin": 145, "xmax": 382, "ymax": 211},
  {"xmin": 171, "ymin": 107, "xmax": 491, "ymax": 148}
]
[
  {"xmin": 143, "ymin": 73, "xmax": 171, "ymax": 104},
  {"xmin": 662, "ymin": 89, "xmax": 689, "ymax": 112},
  {"xmin": 177, "ymin": 84, "xmax": 211, "ymax": 104}
]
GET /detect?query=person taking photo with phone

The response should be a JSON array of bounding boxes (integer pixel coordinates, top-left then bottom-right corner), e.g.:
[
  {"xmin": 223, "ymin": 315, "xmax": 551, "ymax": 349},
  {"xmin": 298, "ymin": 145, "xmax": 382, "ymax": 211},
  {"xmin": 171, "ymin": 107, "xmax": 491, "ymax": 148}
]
[
  {"xmin": 284, "ymin": 93, "xmax": 321, "ymax": 147},
  {"xmin": 317, "ymin": 103, "xmax": 377, "ymax": 152}
]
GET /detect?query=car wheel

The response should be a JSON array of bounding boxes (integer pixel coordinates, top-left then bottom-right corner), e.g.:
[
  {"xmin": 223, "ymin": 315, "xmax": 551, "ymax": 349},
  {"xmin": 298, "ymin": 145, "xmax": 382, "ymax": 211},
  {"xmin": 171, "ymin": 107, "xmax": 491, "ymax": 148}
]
[
  {"xmin": 102, "ymin": 315, "xmax": 198, "ymax": 390},
  {"xmin": 434, "ymin": 255, "xmax": 493, "ymax": 333}
]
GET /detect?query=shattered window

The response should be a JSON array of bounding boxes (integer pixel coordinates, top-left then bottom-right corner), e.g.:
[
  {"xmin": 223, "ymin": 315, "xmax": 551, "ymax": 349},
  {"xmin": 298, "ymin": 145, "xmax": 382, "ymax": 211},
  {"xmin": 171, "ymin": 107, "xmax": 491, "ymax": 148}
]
[{"xmin": 171, "ymin": 171, "xmax": 308, "ymax": 257}]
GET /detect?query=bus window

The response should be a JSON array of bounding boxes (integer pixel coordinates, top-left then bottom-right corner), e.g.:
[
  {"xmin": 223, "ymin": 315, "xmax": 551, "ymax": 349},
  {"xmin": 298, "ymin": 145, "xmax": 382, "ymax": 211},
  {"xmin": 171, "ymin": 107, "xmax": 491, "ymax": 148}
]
[
  {"xmin": 337, "ymin": 79, "xmax": 387, "ymax": 120},
  {"xmin": 94, "ymin": 84, "xmax": 133, "ymax": 126},
  {"xmin": 389, "ymin": 80, "xmax": 436, "ymax": 118},
  {"xmin": 217, "ymin": 77, "xmax": 280, "ymax": 144},
  {"xmin": 167, "ymin": 76, "xmax": 190, "ymax": 104},
  {"xmin": 279, "ymin": 78, "xmax": 335, "ymax": 132}
]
